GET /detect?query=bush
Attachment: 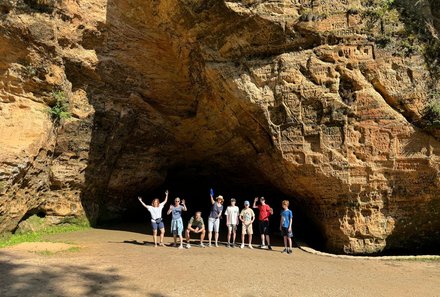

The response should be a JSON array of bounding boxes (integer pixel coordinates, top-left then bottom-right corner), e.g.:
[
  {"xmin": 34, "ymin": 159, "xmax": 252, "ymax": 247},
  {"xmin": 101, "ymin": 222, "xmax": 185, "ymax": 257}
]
[
  {"xmin": 423, "ymin": 92, "xmax": 440, "ymax": 127},
  {"xmin": 48, "ymin": 90, "xmax": 71, "ymax": 124}
]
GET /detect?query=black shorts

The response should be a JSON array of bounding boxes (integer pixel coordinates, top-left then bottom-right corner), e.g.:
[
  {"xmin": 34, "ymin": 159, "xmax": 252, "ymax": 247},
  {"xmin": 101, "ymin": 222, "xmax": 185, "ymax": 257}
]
[
  {"xmin": 281, "ymin": 227, "xmax": 293, "ymax": 238},
  {"xmin": 258, "ymin": 220, "xmax": 270, "ymax": 235}
]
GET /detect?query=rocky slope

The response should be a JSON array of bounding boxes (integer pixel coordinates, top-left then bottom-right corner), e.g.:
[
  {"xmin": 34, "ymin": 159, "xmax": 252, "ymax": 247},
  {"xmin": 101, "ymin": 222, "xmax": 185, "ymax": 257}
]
[{"xmin": 0, "ymin": 0, "xmax": 439, "ymax": 254}]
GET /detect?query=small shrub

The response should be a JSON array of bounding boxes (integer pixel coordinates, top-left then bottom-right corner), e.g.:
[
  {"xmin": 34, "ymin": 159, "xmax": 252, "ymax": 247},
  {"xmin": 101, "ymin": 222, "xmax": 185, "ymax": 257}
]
[
  {"xmin": 48, "ymin": 90, "xmax": 71, "ymax": 124},
  {"xmin": 423, "ymin": 92, "xmax": 440, "ymax": 127}
]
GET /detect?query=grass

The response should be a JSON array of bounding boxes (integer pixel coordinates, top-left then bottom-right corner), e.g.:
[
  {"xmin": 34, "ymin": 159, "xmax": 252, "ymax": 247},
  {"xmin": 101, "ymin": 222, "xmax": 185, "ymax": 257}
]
[
  {"xmin": 0, "ymin": 218, "xmax": 90, "ymax": 248},
  {"xmin": 34, "ymin": 246, "xmax": 81, "ymax": 256},
  {"xmin": 391, "ymin": 257, "xmax": 440, "ymax": 263}
]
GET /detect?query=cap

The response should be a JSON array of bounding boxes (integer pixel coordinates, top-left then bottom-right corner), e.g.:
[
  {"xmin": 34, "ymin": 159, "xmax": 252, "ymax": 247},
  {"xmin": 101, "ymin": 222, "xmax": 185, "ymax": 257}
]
[{"xmin": 244, "ymin": 200, "xmax": 250, "ymax": 206}]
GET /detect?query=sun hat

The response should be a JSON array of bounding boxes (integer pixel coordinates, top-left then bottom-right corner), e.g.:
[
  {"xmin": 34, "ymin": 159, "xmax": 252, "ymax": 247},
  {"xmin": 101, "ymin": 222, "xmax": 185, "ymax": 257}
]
[{"xmin": 216, "ymin": 195, "xmax": 224, "ymax": 202}]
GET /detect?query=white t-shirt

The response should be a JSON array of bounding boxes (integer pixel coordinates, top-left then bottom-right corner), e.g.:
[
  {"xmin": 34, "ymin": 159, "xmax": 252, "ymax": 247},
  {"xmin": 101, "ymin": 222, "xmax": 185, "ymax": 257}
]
[
  {"xmin": 146, "ymin": 202, "xmax": 165, "ymax": 222},
  {"xmin": 225, "ymin": 206, "xmax": 239, "ymax": 225}
]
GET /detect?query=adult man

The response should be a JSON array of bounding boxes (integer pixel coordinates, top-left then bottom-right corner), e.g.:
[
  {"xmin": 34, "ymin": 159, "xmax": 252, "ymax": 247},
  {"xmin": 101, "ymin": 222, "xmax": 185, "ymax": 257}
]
[
  {"xmin": 253, "ymin": 196, "xmax": 273, "ymax": 249},
  {"xmin": 185, "ymin": 211, "xmax": 206, "ymax": 248}
]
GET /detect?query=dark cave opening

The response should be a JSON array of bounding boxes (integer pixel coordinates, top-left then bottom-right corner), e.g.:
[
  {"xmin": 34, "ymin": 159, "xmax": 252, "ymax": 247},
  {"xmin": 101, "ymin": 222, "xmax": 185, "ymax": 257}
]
[{"xmin": 97, "ymin": 163, "xmax": 326, "ymax": 250}]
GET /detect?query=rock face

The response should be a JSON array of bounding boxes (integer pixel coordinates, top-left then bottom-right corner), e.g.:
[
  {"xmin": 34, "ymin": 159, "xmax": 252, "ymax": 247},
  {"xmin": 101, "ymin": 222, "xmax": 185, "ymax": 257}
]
[{"xmin": 0, "ymin": 0, "xmax": 439, "ymax": 254}]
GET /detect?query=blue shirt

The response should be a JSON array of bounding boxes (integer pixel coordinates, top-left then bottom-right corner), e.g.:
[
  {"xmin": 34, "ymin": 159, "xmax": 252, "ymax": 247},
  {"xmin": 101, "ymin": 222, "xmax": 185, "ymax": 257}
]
[
  {"xmin": 281, "ymin": 209, "xmax": 292, "ymax": 228},
  {"xmin": 171, "ymin": 205, "xmax": 183, "ymax": 220},
  {"xmin": 209, "ymin": 203, "xmax": 223, "ymax": 219}
]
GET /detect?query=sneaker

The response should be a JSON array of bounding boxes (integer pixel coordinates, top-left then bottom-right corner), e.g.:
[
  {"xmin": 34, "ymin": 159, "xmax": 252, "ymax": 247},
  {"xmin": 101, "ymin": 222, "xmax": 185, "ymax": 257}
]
[
  {"xmin": 186, "ymin": 244, "xmax": 191, "ymax": 249},
  {"xmin": 200, "ymin": 243, "xmax": 205, "ymax": 248},
  {"xmin": 248, "ymin": 244, "xmax": 254, "ymax": 249},
  {"xmin": 178, "ymin": 245, "xmax": 184, "ymax": 249},
  {"xmin": 240, "ymin": 243, "xmax": 245, "ymax": 249},
  {"xmin": 215, "ymin": 243, "xmax": 219, "ymax": 248},
  {"xmin": 208, "ymin": 243, "xmax": 212, "ymax": 248},
  {"xmin": 288, "ymin": 248, "xmax": 292, "ymax": 254},
  {"xmin": 231, "ymin": 243, "xmax": 235, "ymax": 248},
  {"xmin": 268, "ymin": 245, "xmax": 273, "ymax": 250},
  {"xmin": 261, "ymin": 245, "xmax": 268, "ymax": 249},
  {"xmin": 281, "ymin": 248, "xmax": 287, "ymax": 253},
  {"xmin": 226, "ymin": 243, "xmax": 231, "ymax": 248}
]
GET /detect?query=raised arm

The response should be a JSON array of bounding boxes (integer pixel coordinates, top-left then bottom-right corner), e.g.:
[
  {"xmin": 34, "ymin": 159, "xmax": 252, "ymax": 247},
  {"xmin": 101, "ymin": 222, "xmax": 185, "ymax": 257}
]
[
  {"xmin": 182, "ymin": 199, "xmax": 187, "ymax": 211},
  {"xmin": 138, "ymin": 197, "xmax": 149, "ymax": 209},
  {"xmin": 252, "ymin": 197, "xmax": 259, "ymax": 209},
  {"xmin": 210, "ymin": 191, "xmax": 215, "ymax": 205},
  {"xmin": 162, "ymin": 190, "xmax": 169, "ymax": 204},
  {"xmin": 167, "ymin": 204, "xmax": 173, "ymax": 215}
]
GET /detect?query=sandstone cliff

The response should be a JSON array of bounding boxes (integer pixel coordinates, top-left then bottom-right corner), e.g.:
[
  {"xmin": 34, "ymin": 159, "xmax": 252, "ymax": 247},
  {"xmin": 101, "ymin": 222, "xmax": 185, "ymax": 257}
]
[{"xmin": 0, "ymin": 0, "xmax": 439, "ymax": 254}]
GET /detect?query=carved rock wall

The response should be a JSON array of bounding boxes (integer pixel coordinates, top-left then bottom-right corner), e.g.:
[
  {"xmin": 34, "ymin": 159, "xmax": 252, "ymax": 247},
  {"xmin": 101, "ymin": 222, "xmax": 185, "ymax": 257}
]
[{"xmin": 0, "ymin": 0, "xmax": 439, "ymax": 254}]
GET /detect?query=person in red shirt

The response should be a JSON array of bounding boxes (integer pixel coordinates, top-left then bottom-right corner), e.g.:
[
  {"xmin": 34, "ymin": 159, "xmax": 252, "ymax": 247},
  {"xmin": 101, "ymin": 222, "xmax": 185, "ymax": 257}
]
[{"xmin": 253, "ymin": 196, "xmax": 273, "ymax": 249}]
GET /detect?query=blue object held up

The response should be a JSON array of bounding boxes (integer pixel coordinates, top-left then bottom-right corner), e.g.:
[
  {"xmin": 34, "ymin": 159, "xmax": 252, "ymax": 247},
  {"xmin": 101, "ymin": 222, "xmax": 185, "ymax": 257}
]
[{"xmin": 210, "ymin": 188, "xmax": 214, "ymax": 197}]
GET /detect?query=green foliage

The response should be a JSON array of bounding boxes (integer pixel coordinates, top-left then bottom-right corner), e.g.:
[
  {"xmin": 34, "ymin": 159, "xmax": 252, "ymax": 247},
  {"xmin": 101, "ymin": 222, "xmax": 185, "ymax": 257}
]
[
  {"xmin": 0, "ymin": 218, "xmax": 90, "ymax": 248},
  {"xmin": 22, "ymin": 65, "xmax": 37, "ymax": 78},
  {"xmin": 34, "ymin": 246, "xmax": 81, "ymax": 256},
  {"xmin": 423, "ymin": 92, "xmax": 440, "ymax": 127},
  {"xmin": 48, "ymin": 90, "xmax": 71, "ymax": 124}
]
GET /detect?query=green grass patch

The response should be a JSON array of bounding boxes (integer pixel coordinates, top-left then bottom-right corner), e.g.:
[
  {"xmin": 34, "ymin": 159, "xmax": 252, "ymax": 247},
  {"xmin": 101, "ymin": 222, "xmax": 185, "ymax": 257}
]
[
  {"xmin": 33, "ymin": 246, "xmax": 81, "ymax": 256},
  {"xmin": 0, "ymin": 218, "xmax": 90, "ymax": 248},
  {"xmin": 391, "ymin": 257, "xmax": 440, "ymax": 263}
]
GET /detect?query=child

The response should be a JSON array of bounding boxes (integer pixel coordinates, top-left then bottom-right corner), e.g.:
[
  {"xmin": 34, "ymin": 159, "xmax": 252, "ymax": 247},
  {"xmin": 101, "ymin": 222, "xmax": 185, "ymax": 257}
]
[
  {"xmin": 239, "ymin": 200, "xmax": 255, "ymax": 249},
  {"xmin": 253, "ymin": 196, "xmax": 273, "ymax": 249},
  {"xmin": 208, "ymin": 190, "xmax": 224, "ymax": 247},
  {"xmin": 225, "ymin": 198, "xmax": 239, "ymax": 247},
  {"xmin": 167, "ymin": 197, "xmax": 187, "ymax": 249},
  {"xmin": 280, "ymin": 200, "xmax": 293, "ymax": 254},
  {"xmin": 138, "ymin": 190, "xmax": 169, "ymax": 247},
  {"xmin": 185, "ymin": 211, "xmax": 206, "ymax": 248}
]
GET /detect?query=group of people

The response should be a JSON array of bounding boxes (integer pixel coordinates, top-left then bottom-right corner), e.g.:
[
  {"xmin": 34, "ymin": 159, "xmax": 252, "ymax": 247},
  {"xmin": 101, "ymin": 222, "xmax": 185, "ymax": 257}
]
[{"xmin": 137, "ymin": 189, "xmax": 294, "ymax": 254}]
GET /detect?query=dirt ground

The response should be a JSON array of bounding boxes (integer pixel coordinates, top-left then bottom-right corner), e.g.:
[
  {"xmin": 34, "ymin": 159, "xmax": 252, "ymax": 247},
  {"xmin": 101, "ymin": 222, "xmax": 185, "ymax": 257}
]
[{"xmin": 0, "ymin": 225, "xmax": 439, "ymax": 297}]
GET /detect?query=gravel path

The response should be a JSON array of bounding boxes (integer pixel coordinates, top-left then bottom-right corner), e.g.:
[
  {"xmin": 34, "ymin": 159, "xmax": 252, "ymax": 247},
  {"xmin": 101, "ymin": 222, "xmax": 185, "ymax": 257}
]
[{"xmin": 0, "ymin": 227, "xmax": 439, "ymax": 297}]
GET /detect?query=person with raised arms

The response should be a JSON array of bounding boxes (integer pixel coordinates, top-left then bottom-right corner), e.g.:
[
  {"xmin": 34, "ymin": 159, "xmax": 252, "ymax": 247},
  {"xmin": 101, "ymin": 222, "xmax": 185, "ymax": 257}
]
[
  {"xmin": 208, "ymin": 189, "xmax": 224, "ymax": 247},
  {"xmin": 167, "ymin": 197, "xmax": 187, "ymax": 249},
  {"xmin": 138, "ymin": 190, "xmax": 168, "ymax": 247}
]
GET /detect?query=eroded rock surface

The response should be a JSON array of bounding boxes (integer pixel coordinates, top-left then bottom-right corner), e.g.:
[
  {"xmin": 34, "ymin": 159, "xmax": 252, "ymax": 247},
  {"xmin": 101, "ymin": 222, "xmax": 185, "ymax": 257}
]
[{"xmin": 1, "ymin": 0, "xmax": 439, "ymax": 254}]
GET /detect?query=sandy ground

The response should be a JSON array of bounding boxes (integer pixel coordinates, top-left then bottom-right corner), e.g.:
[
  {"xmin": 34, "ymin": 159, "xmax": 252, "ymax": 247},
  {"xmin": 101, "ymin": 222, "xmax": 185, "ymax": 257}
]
[{"xmin": 0, "ymin": 225, "xmax": 439, "ymax": 297}]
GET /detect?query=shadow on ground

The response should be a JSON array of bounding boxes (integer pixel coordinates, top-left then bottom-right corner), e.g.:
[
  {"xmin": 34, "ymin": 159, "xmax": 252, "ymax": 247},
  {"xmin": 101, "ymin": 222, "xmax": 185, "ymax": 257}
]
[{"xmin": 0, "ymin": 251, "xmax": 136, "ymax": 297}]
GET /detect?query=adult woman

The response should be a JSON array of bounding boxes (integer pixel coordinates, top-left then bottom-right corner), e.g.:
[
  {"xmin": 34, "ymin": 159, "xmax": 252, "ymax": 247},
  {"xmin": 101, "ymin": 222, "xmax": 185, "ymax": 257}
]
[
  {"xmin": 138, "ymin": 190, "xmax": 168, "ymax": 247},
  {"xmin": 167, "ymin": 197, "xmax": 187, "ymax": 249},
  {"xmin": 208, "ymin": 191, "xmax": 224, "ymax": 247}
]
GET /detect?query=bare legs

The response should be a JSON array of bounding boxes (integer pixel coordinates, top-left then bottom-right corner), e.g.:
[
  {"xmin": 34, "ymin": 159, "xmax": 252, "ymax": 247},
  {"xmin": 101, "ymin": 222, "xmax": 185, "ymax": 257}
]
[
  {"xmin": 265, "ymin": 235, "xmax": 271, "ymax": 247},
  {"xmin": 159, "ymin": 228, "xmax": 165, "ymax": 246},
  {"xmin": 260, "ymin": 234, "xmax": 271, "ymax": 247},
  {"xmin": 152, "ymin": 228, "xmax": 165, "ymax": 247},
  {"xmin": 153, "ymin": 229, "xmax": 158, "ymax": 247},
  {"xmin": 227, "ymin": 229, "xmax": 237, "ymax": 245},
  {"xmin": 241, "ymin": 234, "xmax": 253, "ymax": 248},
  {"xmin": 186, "ymin": 229, "xmax": 206, "ymax": 245}
]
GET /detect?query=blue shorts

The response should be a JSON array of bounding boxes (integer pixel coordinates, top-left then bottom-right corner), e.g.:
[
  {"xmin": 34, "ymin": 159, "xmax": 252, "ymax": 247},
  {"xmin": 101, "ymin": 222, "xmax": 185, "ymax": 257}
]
[
  {"xmin": 171, "ymin": 218, "xmax": 183, "ymax": 236},
  {"xmin": 151, "ymin": 220, "xmax": 164, "ymax": 230},
  {"xmin": 281, "ymin": 227, "xmax": 293, "ymax": 238}
]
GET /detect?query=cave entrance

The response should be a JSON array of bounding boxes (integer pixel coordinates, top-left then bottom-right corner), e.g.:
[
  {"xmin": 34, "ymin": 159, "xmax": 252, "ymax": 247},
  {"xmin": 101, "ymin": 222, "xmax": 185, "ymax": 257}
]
[{"xmin": 98, "ymin": 163, "xmax": 325, "ymax": 250}]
